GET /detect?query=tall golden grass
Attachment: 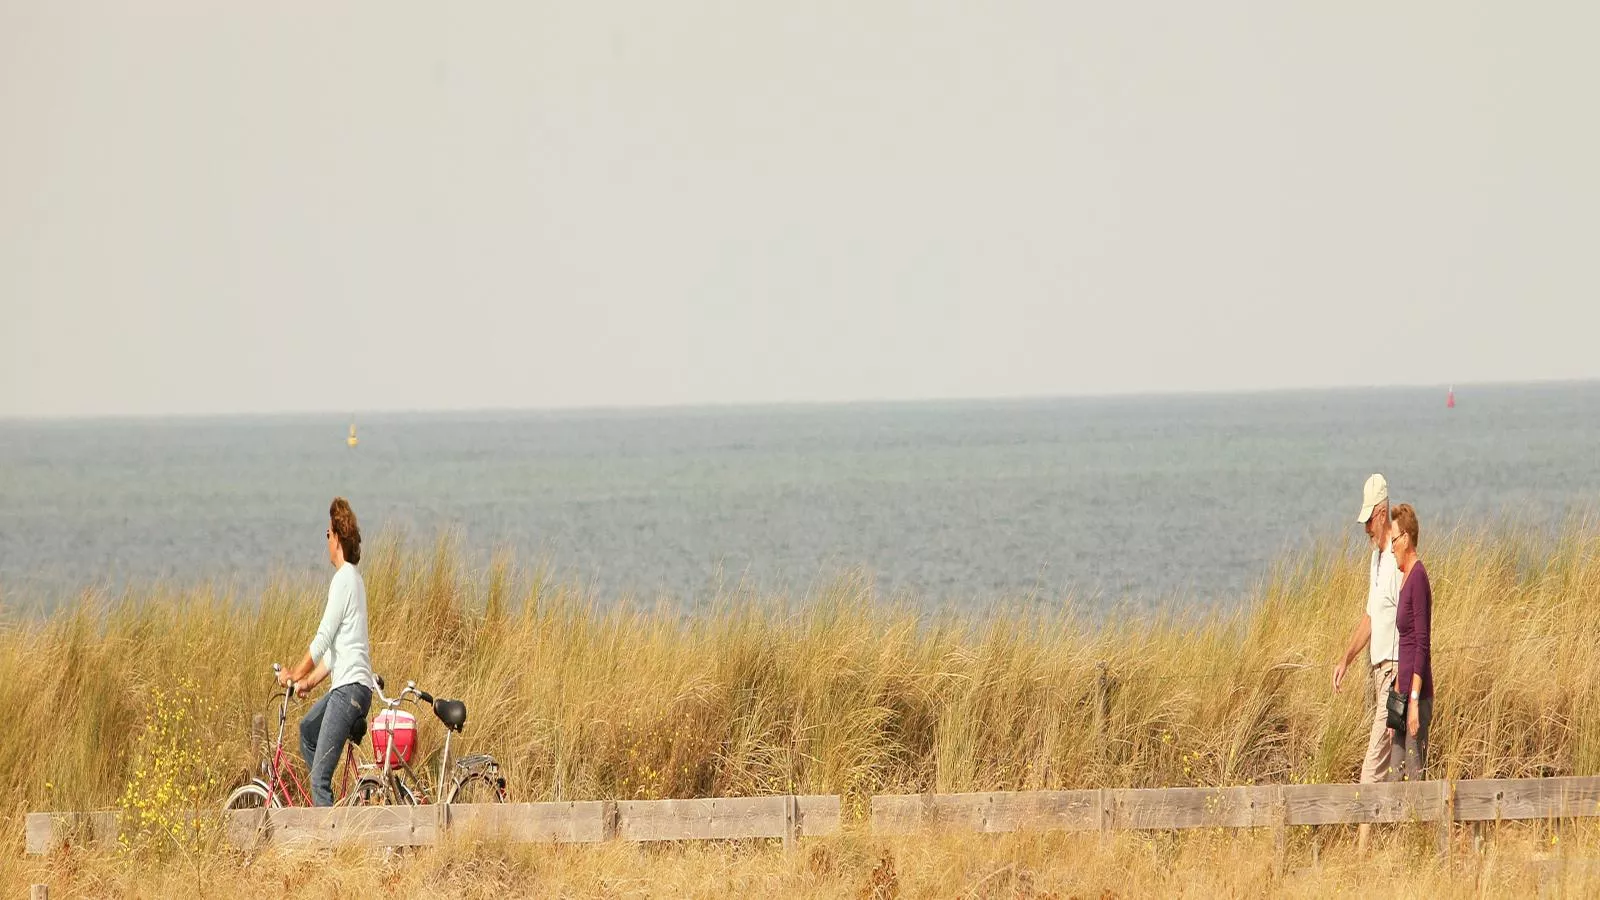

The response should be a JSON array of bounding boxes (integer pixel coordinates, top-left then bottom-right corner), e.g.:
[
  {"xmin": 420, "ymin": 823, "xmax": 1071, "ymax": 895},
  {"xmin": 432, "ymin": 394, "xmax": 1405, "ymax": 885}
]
[
  {"xmin": 11, "ymin": 825, "xmax": 1600, "ymax": 898},
  {"xmin": 4, "ymin": 522, "xmax": 1600, "ymax": 895}
]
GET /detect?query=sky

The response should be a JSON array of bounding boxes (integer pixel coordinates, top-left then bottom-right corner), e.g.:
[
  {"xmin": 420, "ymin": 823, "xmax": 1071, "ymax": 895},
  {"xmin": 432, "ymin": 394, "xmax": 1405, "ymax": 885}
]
[{"xmin": 2, "ymin": 2, "xmax": 1597, "ymax": 418}]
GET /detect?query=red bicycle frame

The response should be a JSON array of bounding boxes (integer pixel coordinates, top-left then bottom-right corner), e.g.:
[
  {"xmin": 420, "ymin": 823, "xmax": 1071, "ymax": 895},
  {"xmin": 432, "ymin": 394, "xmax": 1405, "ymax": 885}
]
[{"xmin": 257, "ymin": 668, "xmax": 364, "ymax": 806}]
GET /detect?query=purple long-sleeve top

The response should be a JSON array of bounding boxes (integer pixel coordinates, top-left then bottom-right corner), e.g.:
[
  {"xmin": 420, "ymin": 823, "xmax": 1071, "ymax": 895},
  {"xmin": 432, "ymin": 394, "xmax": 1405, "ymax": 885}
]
[{"xmin": 1397, "ymin": 560, "xmax": 1434, "ymax": 700}]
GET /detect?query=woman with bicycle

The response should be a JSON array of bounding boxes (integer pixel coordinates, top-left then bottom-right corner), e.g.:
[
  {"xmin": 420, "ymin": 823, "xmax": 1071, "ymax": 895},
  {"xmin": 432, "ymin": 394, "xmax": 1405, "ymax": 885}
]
[{"xmin": 276, "ymin": 497, "xmax": 375, "ymax": 807}]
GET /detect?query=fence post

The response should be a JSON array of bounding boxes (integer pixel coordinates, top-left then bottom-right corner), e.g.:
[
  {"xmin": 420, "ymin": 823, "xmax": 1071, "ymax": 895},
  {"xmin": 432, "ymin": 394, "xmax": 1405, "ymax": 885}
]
[
  {"xmin": 1097, "ymin": 787, "xmax": 1112, "ymax": 848},
  {"xmin": 1272, "ymin": 785, "xmax": 1287, "ymax": 879},
  {"xmin": 31, "ymin": 885, "xmax": 47, "ymax": 900},
  {"xmin": 783, "ymin": 795, "xmax": 798, "ymax": 851},
  {"xmin": 1437, "ymin": 779, "xmax": 1454, "ymax": 860},
  {"xmin": 601, "ymin": 800, "xmax": 620, "ymax": 842}
]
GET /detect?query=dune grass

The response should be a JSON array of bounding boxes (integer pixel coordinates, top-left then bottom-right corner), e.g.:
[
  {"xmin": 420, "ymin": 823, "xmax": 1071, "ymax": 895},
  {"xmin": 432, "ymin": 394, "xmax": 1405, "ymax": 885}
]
[
  {"xmin": 9, "ymin": 823, "xmax": 1600, "ymax": 898},
  {"xmin": 4, "ymin": 521, "xmax": 1600, "ymax": 895}
]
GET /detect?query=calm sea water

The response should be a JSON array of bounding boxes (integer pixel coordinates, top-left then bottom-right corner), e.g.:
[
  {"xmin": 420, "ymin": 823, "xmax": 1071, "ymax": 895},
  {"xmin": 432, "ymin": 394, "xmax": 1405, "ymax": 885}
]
[{"xmin": 3, "ymin": 384, "xmax": 1599, "ymax": 612}]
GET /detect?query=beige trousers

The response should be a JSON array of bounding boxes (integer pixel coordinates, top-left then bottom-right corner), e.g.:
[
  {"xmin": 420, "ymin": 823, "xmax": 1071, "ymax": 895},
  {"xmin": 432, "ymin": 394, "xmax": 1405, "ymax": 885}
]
[{"xmin": 1361, "ymin": 661, "xmax": 1397, "ymax": 784}]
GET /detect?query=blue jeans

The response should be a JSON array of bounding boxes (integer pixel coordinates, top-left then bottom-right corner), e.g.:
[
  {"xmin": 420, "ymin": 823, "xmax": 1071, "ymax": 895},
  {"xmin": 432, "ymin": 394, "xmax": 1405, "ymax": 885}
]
[{"xmin": 299, "ymin": 682, "xmax": 372, "ymax": 807}]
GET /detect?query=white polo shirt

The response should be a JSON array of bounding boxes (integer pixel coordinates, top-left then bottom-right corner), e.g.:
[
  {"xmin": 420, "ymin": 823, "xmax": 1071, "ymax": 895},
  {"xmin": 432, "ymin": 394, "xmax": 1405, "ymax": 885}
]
[{"xmin": 1367, "ymin": 540, "xmax": 1402, "ymax": 666}]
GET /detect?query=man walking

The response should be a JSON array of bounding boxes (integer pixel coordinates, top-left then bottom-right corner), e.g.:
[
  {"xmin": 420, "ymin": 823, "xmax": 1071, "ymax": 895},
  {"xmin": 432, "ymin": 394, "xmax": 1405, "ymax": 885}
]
[{"xmin": 1332, "ymin": 474, "xmax": 1402, "ymax": 850}]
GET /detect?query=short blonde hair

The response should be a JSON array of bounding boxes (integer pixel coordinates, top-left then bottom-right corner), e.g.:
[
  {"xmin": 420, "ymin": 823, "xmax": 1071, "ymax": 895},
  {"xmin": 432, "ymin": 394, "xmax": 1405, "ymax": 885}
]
[{"xmin": 1391, "ymin": 503, "xmax": 1419, "ymax": 550}]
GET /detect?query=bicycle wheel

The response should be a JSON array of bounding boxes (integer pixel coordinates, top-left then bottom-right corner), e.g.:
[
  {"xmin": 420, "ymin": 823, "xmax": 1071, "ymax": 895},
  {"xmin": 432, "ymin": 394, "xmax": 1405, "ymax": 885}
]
[
  {"xmin": 348, "ymin": 775, "xmax": 417, "ymax": 806},
  {"xmin": 223, "ymin": 782, "xmax": 272, "ymax": 811},
  {"xmin": 446, "ymin": 771, "xmax": 507, "ymax": 804},
  {"xmin": 224, "ymin": 781, "xmax": 274, "ymax": 850}
]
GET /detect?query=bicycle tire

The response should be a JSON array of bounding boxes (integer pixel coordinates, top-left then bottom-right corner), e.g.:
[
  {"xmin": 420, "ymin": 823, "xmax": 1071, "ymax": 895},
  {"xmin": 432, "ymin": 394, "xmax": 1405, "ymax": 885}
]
[
  {"xmin": 223, "ymin": 782, "xmax": 272, "ymax": 811},
  {"xmin": 445, "ymin": 771, "xmax": 507, "ymax": 804},
  {"xmin": 348, "ymin": 775, "xmax": 418, "ymax": 806},
  {"xmin": 223, "ymin": 781, "xmax": 274, "ymax": 850}
]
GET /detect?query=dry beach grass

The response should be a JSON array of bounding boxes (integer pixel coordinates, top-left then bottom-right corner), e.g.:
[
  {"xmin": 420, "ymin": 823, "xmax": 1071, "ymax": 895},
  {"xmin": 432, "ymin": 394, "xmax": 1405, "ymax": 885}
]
[
  {"xmin": 10, "ymin": 825, "xmax": 1600, "ymax": 898},
  {"xmin": 4, "ymin": 522, "xmax": 1600, "ymax": 895}
]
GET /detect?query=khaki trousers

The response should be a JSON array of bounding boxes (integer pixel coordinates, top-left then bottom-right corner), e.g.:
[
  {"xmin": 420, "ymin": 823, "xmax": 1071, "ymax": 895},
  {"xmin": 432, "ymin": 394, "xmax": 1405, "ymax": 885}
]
[{"xmin": 1361, "ymin": 661, "xmax": 1397, "ymax": 784}]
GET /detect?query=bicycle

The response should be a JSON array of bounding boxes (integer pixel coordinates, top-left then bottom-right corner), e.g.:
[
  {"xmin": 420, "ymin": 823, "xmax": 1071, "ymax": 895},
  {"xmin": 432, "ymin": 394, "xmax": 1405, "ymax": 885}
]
[
  {"xmin": 349, "ymin": 678, "xmax": 507, "ymax": 806},
  {"xmin": 223, "ymin": 664, "xmax": 367, "ymax": 810}
]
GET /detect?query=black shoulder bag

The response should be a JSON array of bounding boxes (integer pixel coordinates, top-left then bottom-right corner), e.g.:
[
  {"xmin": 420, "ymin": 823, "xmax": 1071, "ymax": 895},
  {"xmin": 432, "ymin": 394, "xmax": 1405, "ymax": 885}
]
[{"xmin": 1386, "ymin": 685, "xmax": 1408, "ymax": 732}]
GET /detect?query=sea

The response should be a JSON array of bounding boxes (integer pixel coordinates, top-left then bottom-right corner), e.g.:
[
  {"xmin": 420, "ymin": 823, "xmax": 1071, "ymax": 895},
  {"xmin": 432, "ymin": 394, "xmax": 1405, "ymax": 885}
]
[{"xmin": 3, "ymin": 382, "xmax": 1599, "ymax": 614}]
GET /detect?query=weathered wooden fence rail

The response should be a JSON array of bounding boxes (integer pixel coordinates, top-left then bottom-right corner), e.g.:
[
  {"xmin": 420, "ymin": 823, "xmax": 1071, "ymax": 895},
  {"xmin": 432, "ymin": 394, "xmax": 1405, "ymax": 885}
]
[
  {"xmin": 872, "ymin": 777, "xmax": 1600, "ymax": 834},
  {"xmin": 26, "ymin": 777, "xmax": 1600, "ymax": 855},
  {"xmin": 25, "ymin": 795, "xmax": 840, "ymax": 855}
]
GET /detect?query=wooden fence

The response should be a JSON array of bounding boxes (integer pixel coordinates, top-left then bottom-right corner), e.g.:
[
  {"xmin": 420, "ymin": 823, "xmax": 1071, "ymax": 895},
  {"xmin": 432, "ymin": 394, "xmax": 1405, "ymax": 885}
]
[
  {"xmin": 26, "ymin": 776, "xmax": 1600, "ymax": 857},
  {"xmin": 25, "ymin": 795, "xmax": 841, "ymax": 855},
  {"xmin": 871, "ymin": 777, "xmax": 1600, "ymax": 833}
]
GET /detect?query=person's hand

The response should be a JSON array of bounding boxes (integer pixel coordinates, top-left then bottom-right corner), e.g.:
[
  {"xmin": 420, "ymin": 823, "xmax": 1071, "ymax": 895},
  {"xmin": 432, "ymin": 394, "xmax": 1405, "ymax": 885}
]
[
  {"xmin": 1407, "ymin": 702, "xmax": 1420, "ymax": 738},
  {"xmin": 1333, "ymin": 660, "xmax": 1348, "ymax": 693},
  {"xmin": 275, "ymin": 666, "xmax": 290, "ymax": 688}
]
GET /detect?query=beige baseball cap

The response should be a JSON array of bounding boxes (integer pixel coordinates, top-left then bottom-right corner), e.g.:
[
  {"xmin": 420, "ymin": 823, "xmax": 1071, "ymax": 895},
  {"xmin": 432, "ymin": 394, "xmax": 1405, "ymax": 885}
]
[{"xmin": 1357, "ymin": 474, "xmax": 1388, "ymax": 523}]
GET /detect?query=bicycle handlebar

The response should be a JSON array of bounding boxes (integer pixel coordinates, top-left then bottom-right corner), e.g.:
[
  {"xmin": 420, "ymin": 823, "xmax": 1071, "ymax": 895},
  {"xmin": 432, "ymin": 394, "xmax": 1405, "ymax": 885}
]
[
  {"xmin": 268, "ymin": 663, "xmax": 304, "ymax": 701},
  {"xmin": 389, "ymin": 680, "xmax": 430, "ymax": 704},
  {"xmin": 374, "ymin": 685, "xmax": 401, "ymax": 708},
  {"xmin": 372, "ymin": 677, "xmax": 434, "ymax": 710}
]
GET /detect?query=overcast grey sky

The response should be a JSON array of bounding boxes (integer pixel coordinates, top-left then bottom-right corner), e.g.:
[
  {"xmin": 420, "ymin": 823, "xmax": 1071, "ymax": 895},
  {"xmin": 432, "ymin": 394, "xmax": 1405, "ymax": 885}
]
[{"xmin": 2, "ymin": 2, "xmax": 1596, "ymax": 417}]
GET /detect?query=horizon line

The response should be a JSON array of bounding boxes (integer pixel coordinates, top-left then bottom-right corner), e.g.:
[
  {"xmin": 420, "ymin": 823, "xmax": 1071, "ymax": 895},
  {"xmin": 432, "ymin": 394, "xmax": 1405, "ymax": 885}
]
[{"xmin": 3, "ymin": 376, "xmax": 1593, "ymax": 424}]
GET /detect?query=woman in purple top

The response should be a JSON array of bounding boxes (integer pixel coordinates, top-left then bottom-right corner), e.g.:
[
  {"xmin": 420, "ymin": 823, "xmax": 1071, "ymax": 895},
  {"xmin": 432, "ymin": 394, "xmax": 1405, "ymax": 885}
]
[{"xmin": 1388, "ymin": 503, "xmax": 1432, "ymax": 780}]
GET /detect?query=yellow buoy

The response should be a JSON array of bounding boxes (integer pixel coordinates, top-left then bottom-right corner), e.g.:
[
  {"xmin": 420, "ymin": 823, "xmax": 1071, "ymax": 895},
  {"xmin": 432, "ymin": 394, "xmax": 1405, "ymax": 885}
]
[{"xmin": 347, "ymin": 423, "xmax": 359, "ymax": 448}]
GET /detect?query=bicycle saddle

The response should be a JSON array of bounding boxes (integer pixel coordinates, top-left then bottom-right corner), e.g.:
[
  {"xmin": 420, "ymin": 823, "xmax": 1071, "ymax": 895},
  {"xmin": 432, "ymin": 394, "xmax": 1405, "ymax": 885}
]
[{"xmin": 433, "ymin": 698, "xmax": 468, "ymax": 732}]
